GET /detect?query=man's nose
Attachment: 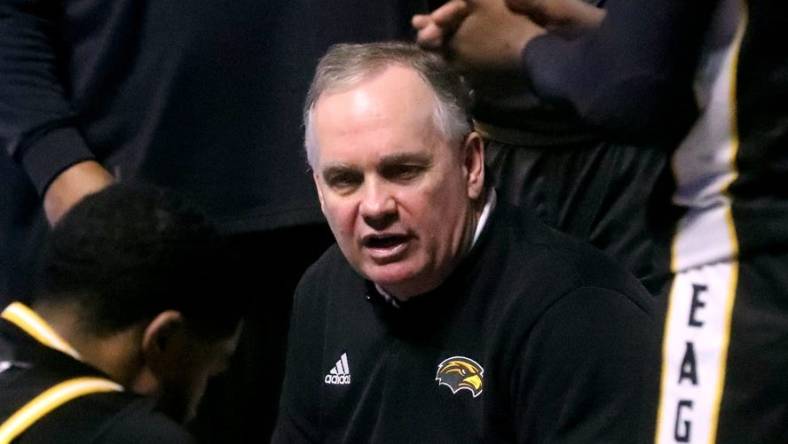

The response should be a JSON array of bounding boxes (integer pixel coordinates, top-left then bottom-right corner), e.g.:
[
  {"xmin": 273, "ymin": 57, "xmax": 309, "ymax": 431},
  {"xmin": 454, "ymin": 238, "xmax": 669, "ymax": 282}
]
[{"xmin": 359, "ymin": 182, "xmax": 397, "ymax": 229}]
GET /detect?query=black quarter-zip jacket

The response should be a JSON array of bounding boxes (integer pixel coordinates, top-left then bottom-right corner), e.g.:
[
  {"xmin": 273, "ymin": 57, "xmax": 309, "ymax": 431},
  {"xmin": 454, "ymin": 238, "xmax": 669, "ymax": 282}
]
[{"xmin": 274, "ymin": 202, "xmax": 659, "ymax": 443}]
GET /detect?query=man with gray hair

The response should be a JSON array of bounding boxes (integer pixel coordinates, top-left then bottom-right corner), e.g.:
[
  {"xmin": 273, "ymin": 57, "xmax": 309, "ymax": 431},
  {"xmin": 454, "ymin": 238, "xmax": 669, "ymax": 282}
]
[{"xmin": 274, "ymin": 42, "xmax": 658, "ymax": 443}]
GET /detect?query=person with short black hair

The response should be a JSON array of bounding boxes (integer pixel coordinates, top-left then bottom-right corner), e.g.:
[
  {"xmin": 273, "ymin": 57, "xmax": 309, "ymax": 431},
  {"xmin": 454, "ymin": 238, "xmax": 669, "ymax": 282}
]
[{"xmin": 0, "ymin": 183, "xmax": 243, "ymax": 443}]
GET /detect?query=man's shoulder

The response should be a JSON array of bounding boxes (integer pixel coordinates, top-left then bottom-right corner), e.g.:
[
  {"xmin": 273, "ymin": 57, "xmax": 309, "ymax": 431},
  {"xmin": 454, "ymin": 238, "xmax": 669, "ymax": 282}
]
[
  {"xmin": 298, "ymin": 243, "xmax": 359, "ymax": 289},
  {"xmin": 486, "ymin": 203, "xmax": 653, "ymax": 314}
]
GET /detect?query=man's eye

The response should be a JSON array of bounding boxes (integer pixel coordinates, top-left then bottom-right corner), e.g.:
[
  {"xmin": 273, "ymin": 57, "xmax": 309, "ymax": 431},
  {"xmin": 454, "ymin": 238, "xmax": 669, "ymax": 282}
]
[
  {"xmin": 326, "ymin": 172, "xmax": 362, "ymax": 191},
  {"xmin": 385, "ymin": 164, "xmax": 424, "ymax": 182}
]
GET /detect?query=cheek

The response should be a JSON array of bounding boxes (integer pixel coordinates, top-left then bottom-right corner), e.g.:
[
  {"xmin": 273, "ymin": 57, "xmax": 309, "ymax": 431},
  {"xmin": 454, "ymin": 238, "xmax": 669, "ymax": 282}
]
[{"xmin": 323, "ymin": 201, "xmax": 356, "ymax": 238}]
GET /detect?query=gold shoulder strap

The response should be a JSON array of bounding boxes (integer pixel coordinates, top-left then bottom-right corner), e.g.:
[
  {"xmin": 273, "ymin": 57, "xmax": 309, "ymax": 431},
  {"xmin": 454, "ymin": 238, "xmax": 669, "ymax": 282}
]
[{"xmin": 0, "ymin": 376, "xmax": 123, "ymax": 444}]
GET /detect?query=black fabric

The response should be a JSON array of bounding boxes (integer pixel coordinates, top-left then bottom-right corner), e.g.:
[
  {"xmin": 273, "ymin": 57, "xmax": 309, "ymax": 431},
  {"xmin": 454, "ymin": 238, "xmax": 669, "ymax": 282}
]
[
  {"xmin": 730, "ymin": 0, "xmax": 788, "ymax": 258},
  {"xmin": 0, "ymin": 317, "xmax": 193, "ymax": 444},
  {"xmin": 190, "ymin": 224, "xmax": 335, "ymax": 444},
  {"xmin": 485, "ymin": 138, "xmax": 673, "ymax": 295},
  {"xmin": 273, "ymin": 202, "xmax": 659, "ymax": 443},
  {"xmin": 715, "ymin": 251, "xmax": 788, "ymax": 444}
]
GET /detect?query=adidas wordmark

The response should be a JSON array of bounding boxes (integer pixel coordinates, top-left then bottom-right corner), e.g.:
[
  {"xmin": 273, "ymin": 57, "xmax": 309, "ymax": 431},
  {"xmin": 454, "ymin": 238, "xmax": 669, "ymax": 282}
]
[{"xmin": 325, "ymin": 352, "xmax": 351, "ymax": 385}]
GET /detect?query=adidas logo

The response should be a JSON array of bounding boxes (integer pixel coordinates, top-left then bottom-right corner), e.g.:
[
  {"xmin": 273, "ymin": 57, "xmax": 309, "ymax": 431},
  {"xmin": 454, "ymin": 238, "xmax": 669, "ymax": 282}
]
[{"xmin": 324, "ymin": 352, "xmax": 351, "ymax": 385}]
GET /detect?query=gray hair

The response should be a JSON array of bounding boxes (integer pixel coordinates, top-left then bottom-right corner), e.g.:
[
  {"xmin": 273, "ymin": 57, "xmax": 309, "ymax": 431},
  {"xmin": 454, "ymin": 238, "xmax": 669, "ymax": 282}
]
[{"xmin": 303, "ymin": 42, "xmax": 473, "ymax": 168}]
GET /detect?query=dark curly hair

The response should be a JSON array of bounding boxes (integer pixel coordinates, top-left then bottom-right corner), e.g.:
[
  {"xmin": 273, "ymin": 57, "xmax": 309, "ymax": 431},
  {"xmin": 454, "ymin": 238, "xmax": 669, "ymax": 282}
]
[{"xmin": 34, "ymin": 182, "xmax": 244, "ymax": 339}]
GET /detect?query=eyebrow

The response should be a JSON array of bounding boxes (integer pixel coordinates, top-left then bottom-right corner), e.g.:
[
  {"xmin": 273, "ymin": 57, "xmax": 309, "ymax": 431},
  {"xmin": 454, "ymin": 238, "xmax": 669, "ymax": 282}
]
[
  {"xmin": 377, "ymin": 152, "xmax": 432, "ymax": 168},
  {"xmin": 320, "ymin": 163, "xmax": 358, "ymax": 178},
  {"xmin": 320, "ymin": 152, "xmax": 432, "ymax": 176}
]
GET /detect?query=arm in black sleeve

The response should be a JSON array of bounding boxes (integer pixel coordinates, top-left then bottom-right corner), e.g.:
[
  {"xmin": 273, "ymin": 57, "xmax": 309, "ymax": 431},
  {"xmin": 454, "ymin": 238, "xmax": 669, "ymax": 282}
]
[
  {"xmin": 514, "ymin": 287, "xmax": 660, "ymax": 443},
  {"xmin": 522, "ymin": 0, "xmax": 718, "ymax": 144},
  {"xmin": 0, "ymin": 0, "xmax": 94, "ymax": 195}
]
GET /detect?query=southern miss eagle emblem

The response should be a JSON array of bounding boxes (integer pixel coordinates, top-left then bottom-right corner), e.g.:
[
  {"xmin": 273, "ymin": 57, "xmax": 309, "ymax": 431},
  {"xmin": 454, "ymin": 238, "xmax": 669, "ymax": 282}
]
[{"xmin": 435, "ymin": 356, "xmax": 484, "ymax": 398}]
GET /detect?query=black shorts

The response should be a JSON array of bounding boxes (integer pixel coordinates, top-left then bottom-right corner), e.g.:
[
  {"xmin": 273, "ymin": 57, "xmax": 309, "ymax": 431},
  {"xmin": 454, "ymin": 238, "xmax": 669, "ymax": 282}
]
[
  {"xmin": 484, "ymin": 132, "xmax": 671, "ymax": 294},
  {"xmin": 656, "ymin": 251, "xmax": 788, "ymax": 443}
]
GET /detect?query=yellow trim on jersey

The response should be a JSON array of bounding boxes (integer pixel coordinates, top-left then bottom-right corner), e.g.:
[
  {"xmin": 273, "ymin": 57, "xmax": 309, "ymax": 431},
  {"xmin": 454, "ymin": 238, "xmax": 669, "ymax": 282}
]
[
  {"xmin": 708, "ymin": 5, "xmax": 747, "ymax": 441},
  {"xmin": 655, "ymin": 4, "xmax": 747, "ymax": 443},
  {"xmin": 0, "ymin": 376, "xmax": 123, "ymax": 444},
  {"xmin": 1, "ymin": 302, "xmax": 80, "ymax": 359}
]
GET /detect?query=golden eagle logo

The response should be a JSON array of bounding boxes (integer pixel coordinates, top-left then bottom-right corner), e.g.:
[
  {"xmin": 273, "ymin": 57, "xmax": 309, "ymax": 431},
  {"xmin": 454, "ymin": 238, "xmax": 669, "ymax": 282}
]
[{"xmin": 435, "ymin": 356, "xmax": 484, "ymax": 398}]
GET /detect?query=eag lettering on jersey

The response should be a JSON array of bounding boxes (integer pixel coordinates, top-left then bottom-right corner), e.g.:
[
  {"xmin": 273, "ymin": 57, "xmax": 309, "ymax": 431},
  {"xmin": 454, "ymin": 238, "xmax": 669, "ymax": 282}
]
[{"xmin": 657, "ymin": 266, "xmax": 736, "ymax": 444}]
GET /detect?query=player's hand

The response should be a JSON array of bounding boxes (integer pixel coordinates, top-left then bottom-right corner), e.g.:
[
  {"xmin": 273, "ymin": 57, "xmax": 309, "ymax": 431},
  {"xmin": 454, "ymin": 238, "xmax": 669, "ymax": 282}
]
[
  {"xmin": 43, "ymin": 160, "xmax": 114, "ymax": 225},
  {"xmin": 416, "ymin": 0, "xmax": 545, "ymax": 75},
  {"xmin": 412, "ymin": 0, "xmax": 469, "ymax": 50}
]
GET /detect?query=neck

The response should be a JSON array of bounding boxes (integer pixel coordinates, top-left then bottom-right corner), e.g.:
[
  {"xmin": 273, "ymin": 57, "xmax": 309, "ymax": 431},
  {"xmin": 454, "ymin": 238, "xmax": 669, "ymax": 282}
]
[{"xmin": 33, "ymin": 301, "xmax": 144, "ymax": 386}]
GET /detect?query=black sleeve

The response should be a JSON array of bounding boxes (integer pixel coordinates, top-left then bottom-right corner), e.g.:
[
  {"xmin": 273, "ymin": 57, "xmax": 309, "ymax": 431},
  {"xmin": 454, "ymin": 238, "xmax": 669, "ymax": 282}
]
[
  {"xmin": 521, "ymin": 0, "xmax": 718, "ymax": 144},
  {"xmin": 513, "ymin": 287, "xmax": 660, "ymax": 444},
  {"xmin": 0, "ymin": 0, "xmax": 95, "ymax": 195},
  {"xmin": 271, "ymin": 272, "xmax": 323, "ymax": 444}
]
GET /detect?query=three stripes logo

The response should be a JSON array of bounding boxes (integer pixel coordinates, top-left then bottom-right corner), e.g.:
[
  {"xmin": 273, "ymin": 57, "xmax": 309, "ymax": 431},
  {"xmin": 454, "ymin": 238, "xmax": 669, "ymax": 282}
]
[{"xmin": 324, "ymin": 352, "xmax": 351, "ymax": 385}]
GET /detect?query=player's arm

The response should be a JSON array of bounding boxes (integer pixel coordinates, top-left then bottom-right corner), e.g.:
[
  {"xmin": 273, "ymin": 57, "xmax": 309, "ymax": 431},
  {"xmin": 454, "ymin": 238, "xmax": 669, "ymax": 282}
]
[
  {"xmin": 505, "ymin": 0, "xmax": 605, "ymax": 37},
  {"xmin": 414, "ymin": 0, "xmax": 545, "ymax": 75},
  {"xmin": 520, "ymin": 0, "xmax": 718, "ymax": 143},
  {"xmin": 0, "ymin": 0, "xmax": 112, "ymax": 225}
]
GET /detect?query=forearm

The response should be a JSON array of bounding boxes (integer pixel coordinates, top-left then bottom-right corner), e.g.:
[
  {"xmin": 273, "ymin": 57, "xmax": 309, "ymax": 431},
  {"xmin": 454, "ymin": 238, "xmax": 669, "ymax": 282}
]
[
  {"xmin": 0, "ymin": 0, "xmax": 95, "ymax": 193},
  {"xmin": 537, "ymin": 0, "xmax": 605, "ymax": 37},
  {"xmin": 520, "ymin": 0, "xmax": 715, "ymax": 143}
]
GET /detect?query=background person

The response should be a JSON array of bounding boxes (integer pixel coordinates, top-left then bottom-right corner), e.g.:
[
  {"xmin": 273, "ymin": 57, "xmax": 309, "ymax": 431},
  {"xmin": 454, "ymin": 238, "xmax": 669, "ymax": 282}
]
[{"xmin": 0, "ymin": 183, "xmax": 244, "ymax": 443}]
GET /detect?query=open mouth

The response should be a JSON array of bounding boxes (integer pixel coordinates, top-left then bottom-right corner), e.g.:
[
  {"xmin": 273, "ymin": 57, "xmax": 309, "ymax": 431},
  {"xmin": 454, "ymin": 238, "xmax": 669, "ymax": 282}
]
[{"xmin": 363, "ymin": 234, "xmax": 409, "ymax": 249}]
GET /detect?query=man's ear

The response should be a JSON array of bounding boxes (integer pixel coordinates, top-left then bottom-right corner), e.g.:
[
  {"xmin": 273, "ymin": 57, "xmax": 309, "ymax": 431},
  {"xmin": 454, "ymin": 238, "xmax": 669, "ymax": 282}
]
[
  {"xmin": 462, "ymin": 131, "xmax": 485, "ymax": 200},
  {"xmin": 141, "ymin": 311, "xmax": 187, "ymax": 377}
]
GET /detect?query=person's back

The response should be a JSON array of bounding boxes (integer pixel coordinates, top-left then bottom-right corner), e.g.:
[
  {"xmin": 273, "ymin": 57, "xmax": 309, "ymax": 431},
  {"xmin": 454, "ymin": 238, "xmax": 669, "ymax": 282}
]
[
  {"xmin": 0, "ymin": 312, "xmax": 194, "ymax": 443},
  {"xmin": 0, "ymin": 184, "xmax": 243, "ymax": 443}
]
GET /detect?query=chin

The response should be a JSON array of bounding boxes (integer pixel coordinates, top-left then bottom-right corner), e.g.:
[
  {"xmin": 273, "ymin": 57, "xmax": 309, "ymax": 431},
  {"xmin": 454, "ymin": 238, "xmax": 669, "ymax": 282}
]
[
  {"xmin": 363, "ymin": 263, "xmax": 416, "ymax": 285},
  {"xmin": 362, "ymin": 263, "xmax": 437, "ymax": 298}
]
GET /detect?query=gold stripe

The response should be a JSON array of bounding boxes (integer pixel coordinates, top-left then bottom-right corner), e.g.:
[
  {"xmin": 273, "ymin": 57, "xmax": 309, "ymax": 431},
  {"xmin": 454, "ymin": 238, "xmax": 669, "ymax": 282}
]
[
  {"xmin": 0, "ymin": 377, "xmax": 123, "ymax": 443},
  {"xmin": 656, "ymin": 4, "xmax": 747, "ymax": 442},
  {"xmin": 1, "ymin": 302, "xmax": 80, "ymax": 359},
  {"xmin": 708, "ymin": 4, "xmax": 747, "ymax": 441}
]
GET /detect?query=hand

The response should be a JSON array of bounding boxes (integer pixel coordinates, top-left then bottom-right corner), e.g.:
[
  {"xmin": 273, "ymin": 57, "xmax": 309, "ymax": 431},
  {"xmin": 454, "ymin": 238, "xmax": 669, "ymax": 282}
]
[
  {"xmin": 413, "ymin": 0, "xmax": 470, "ymax": 50},
  {"xmin": 43, "ymin": 160, "xmax": 114, "ymax": 225},
  {"xmin": 416, "ymin": 0, "xmax": 545, "ymax": 75}
]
